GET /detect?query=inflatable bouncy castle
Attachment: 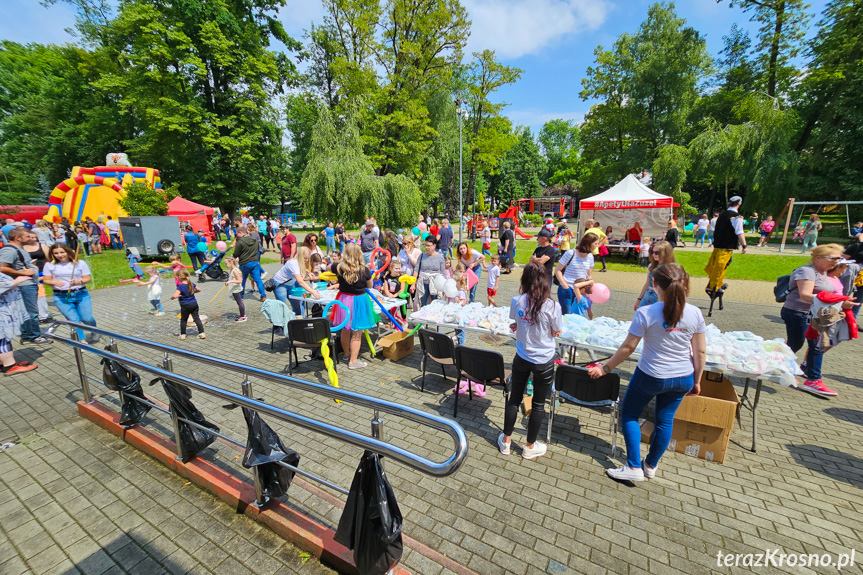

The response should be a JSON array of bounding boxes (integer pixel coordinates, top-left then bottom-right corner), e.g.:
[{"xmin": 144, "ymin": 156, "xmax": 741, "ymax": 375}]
[{"xmin": 45, "ymin": 153, "xmax": 161, "ymax": 222}]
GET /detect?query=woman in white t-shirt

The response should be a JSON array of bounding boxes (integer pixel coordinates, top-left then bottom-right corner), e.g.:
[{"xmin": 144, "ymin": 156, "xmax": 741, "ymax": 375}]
[
  {"xmin": 272, "ymin": 251, "xmax": 320, "ymax": 315},
  {"xmin": 588, "ymin": 263, "xmax": 706, "ymax": 482},
  {"xmin": 42, "ymin": 245, "xmax": 99, "ymax": 343},
  {"xmin": 695, "ymin": 214, "xmax": 709, "ymax": 247},
  {"xmin": 498, "ymin": 262, "xmax": 563, "ymax": 461},
  {"xmin": 554, "ymin": 232, "xmax": 597, "ymax": 315}
]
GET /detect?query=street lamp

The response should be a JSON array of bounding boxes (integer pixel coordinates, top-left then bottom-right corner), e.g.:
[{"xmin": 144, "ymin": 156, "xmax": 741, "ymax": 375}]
[{"xmin": 456, "ymin": 98, "xmax": 469, "ymax": 243}]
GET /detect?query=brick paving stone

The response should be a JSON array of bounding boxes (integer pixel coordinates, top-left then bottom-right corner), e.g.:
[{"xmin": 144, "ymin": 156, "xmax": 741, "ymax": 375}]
[{"xmin": 1, "ymin": 260, "xmax": 862, "ymax": 573}]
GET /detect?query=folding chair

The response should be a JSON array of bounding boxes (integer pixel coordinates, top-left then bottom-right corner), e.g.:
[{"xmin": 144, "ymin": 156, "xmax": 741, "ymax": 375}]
[
  {"xmin": 453, "ymin": 346, "xmax": 510, "ymax": 417},
  {"xmin": 548, "ymin": 364, "xmax": 620, "ymax": 456},
  {"xmin": 286, "ymin": 318, "xmax": 337, "ymax": 375},
  {"xmin": 418, "ymin": 329, "xmax": 456, "ymax": 392}
]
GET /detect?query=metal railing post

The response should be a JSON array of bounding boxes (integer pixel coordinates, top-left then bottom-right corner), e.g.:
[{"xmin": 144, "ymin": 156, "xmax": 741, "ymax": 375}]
[
  {"xmin": 242, "ymin": 375, "xmax": 268, "ymax": 508},
  {"xmin": 107, "ymin": 339, "xmax": 124, "ymax": 410},
  {"xmin": 70, "ymin": 331, "xmax": 92, "ymax": 403},
  {"xmin": 162, "ymin": 352, "xmax": 186, "ymax": 462}
]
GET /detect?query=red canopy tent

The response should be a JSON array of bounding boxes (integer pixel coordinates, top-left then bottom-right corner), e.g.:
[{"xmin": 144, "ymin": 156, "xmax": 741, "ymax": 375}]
[{"xmin": 167, "ymin": 197, "xmax": 214, "ymax": 242}]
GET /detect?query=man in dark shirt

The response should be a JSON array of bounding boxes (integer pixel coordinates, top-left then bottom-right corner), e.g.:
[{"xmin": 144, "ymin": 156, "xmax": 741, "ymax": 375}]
[
  {"xmin": 437, "ymin": 218, "xmax": 454, "ymax": 256},
  {"xmin": 359, "ymin": 220, "xmax": 378, "ymax": 265},
  {"xmin": 499, "ymin": 221, "xmax": 515, "ymax": 273},
  {"xmin": 335, "ymin": 221, "xmax": 346, "ymax": 252},
  {"xmin": 232, "ymin": 228, "xmax": 266, "ymax": 300},
  {"xmin": 530, "ymin": 229, "xmax": 557, "ymax": 284}
]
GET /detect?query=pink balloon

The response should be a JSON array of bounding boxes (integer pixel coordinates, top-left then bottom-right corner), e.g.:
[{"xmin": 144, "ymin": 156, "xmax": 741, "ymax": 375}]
[
  {"xmin": 418, "ymin": 222, "xmax": 427, "ymax": 231},
  {"xmin": 590, "ymin": 283, "xmax": 610, "ymax": 304},
  {"xmin": 216, "ymin": 241, "xmax": 227, "ymax": 252}
]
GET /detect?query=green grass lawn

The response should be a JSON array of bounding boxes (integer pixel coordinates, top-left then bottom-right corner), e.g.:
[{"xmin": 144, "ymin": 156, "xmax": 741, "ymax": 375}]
[
  {"xmin": 463, "ymin": 240, "xmax": 810, "ymax": 282},
  {"xmin": 62, "ymin": 248, "xmax": 279, "ymax": 291}
]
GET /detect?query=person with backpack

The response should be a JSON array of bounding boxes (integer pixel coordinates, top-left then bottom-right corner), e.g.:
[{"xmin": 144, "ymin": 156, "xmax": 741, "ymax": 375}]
[{"xmin": 780, "ymin": 244, "xmax": 857, "ymax": 396}]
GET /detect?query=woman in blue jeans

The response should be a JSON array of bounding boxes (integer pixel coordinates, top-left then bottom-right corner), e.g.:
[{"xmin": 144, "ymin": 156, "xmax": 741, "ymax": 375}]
[
  {"xmin": 271, "ymin": 254, "xmax": 320, "ymax": 315},
  {"xmin": 634, "ymin": 241, "xmax": 674, "ymax": 310},
  {"xmin": 780, "ymin": 244, "xmax": 854, "ymax": 397},
  {"xmin": 42, "ymin": 245, "xmax": 99, "ymax": 343},
  {"xmin": 555, "ymin": 232, "xmax": 597, "ymax": 315},
  {"xmin": 588, "ymin": 263, "xmax": 706, "ymax": 482}
]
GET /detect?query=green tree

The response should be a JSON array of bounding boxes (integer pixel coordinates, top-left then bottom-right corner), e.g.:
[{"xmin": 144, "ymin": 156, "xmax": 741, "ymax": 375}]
[
  {"xmin": 538, "ymin": 119, "xmax": 579, "ymax": 183},
  {"xmin": 718, "ymin": 0, "xmax": 810, "ymax": 98},
  {"xmin": 0, "ymin": 41, "xmax": 126, "ymax": 203},
  {"xmin": 53, "ymin": 0, "xmax": 301, "ymax": 212},
  {"xmin": 795, "ymin": 0, "xmax": 863, "ymax": 201},
  {"xmin": 652, "ymin": 144, "xmax": 693, "ymax": 212},
  {"xmin": 119, "ymin": 181, "xmax": 170, "ymax": 216},
  {"xmin": 300, "ymin": 105, "xmax": 423, "ymax": 228},
  {"xmin": 580, "ymin": 2, "xmax": 711, "ymax": 194},
  {"xmin": 487, "ymin": 128, "xmax": 545, "ymax": 205},
  {"xmin": 458, "ymin": 50, "xmax": 522, "ymax": 208}
]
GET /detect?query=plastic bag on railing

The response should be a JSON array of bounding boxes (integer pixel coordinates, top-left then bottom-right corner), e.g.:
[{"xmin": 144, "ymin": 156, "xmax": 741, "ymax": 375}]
[
  {"xmin": 335, "ymin": 451, "xmax": 403, "ymax": 575},
  {"xmin": 241, "ymin": 407, "xmax": 300, "ymax": 499},
  {"xmin": 159, "ymin": 378, "xmax": 220, "ymax": 462},
  {"xmin": 100, "ymin": 354, "xmax": 151, "ymax": 426}
]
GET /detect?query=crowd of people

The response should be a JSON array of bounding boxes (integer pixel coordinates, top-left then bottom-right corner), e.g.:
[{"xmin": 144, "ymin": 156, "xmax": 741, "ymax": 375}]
[{"xmin": 2, "ymin": 201, "xmax": 859, "ymax": 481}]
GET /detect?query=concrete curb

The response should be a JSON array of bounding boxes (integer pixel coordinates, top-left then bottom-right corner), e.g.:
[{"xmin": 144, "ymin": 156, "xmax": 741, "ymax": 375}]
[{"xmin": 77, "ymin": 400, "xmax": 411, "ymax": 575}]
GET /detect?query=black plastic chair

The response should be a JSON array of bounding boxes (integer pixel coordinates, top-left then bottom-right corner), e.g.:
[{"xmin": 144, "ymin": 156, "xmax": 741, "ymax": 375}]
[
  {"xmin": 453, "ymin": 346, "xmax": 510, "ymax": 417},
  {"xmin": 286, "ymin": 318, "xmax": 337, "ymax": 375},
  {"xmin": 418, "ymin": 329, "xmax": 456, "ymax": 392},
  {"xmin": 549, "ymin": 364, "xmax": 620, "ymax": 455}
]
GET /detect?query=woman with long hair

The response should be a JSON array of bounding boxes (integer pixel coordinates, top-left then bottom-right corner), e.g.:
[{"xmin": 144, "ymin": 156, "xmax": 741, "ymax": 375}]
[
  {"xmin": 555, "ymin": 232, "xmax": 597, "ymax": 315},
  {"xmin": 498, "ymin": 262, "xmax": 563, "ymax": 460},
  {"xmin": 634, "ymin": 241, "xmax": 675, "ymax": 310},
  {"xmin": 329, "ymin": 243, "xmax": 376, "ymax": 369},
  {"xmin": 42, "ymin": 244, "xmax": 99, "ymax": 343},
  {"xmin": 456, "ymin": 241, "xmax": 485, "ymax": 303},
  {"xmin": 780, "ymin": 243, "xmax": 856, "ymax": 396},
  {"xmin": 303, "ymin": 233, "xmax": 324, "ymax": 259},
  {"xmin": 588, "ymin": 264, "xmax": 706, "ymax": 482}
]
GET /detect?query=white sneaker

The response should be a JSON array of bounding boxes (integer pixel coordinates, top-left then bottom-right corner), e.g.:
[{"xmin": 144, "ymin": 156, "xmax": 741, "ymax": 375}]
[
  {"xmin": 261, "ymin": 270, "xmax": 268, "ymax": 279},
  {"xmin": 642, "ymin": 460, "xmax": 657, "ymax": 479},
  {"xmin": 497, "ymin": 433, "xmax": 510, "ymax": 456},
  {"xmin": 348, "ymin": 360, "xmax": 367, "ymax": 370},
  {"xmin": 522, "ymin": 441, "xmax": 547, "ymax": 460},
  {"xmin": 606, "ymin": 464, "xmax": 645, "ymax": 482}
]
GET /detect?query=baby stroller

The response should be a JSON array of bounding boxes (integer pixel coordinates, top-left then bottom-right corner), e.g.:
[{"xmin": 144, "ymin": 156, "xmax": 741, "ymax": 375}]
[{"xmin": 197, "ymin": 250, "xmax": 228, "ymax": 282}]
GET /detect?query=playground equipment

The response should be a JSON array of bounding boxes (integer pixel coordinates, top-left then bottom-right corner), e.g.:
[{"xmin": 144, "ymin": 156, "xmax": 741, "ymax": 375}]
[
  {"xmin": 46, "ymin": 154, "xmax": 161, "ymax": 222},
  {"xmin": 278, "ymin": 214, "xmax": 297, "ymax": 226},
  {"xmin": 498, "ymin": 205, "xmax": 533, "ymax": 239}
]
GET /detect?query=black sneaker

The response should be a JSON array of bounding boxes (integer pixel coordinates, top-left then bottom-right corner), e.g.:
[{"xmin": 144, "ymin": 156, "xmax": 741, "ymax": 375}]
[{"xmin": 39, "ymin": 317, "xmax": 54, "ymax": 324}]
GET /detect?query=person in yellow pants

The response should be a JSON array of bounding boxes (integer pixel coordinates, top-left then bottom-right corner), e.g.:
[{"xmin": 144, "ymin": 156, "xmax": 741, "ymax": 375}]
[{"xmin": 705, "ymin": 196, "xmax": 747, "ymax": 296}]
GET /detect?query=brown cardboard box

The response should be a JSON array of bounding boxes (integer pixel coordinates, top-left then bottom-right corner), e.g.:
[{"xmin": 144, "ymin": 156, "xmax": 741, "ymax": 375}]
[
  {"xmin": 639, "ymin": 372, "xmax": 739, "ymax": 463},
  {"xmin": 378, "ymin": 332, "xmax": 415, "ymax": 361}
]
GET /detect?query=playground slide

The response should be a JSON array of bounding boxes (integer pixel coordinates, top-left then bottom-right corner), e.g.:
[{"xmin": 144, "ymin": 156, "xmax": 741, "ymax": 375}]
[{"xmin": 498, "ymin": 206, "xmax": 533, "ymax": 239}]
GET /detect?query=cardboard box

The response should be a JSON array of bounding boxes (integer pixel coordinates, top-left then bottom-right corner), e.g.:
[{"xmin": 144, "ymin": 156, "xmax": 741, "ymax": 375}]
[
  {"xmin": 378, "ymin": 332, "xmax": 415, "ymax": 361},
  {"xmin": 639, "ymin": 372, "xmax": 739, "ymax": 463}
]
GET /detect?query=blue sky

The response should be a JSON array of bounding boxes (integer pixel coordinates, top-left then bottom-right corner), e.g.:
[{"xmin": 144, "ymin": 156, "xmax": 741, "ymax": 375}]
[{"xmin": 2, "ymin": 0, "xmax": 829, "ymax": 134}]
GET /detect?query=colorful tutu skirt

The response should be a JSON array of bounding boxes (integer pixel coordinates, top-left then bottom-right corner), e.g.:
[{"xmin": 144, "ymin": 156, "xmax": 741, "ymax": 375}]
[{"xmin": 331, "ymin": 291, "xmax": 377, "ymax": 331}]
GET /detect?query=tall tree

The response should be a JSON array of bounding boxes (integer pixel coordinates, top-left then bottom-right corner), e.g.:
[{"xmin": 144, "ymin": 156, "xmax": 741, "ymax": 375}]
[
  {"xmin": 580, "ymin": 2, "xmax": 711, "ymax": 194},
  {"xmin": 538, "ymin": 119, "xmax": 580, "ymax": 183},
  {"xmin": 795, "ymin": 0, "xmax": 863, "ymax": 200},
  {"xmin": 487, "ymin": 127, "xmax": 545, "ymax": 206},
  {"xmin": 458, "ymin": 50, "xmax": 522, "ymax": 208},
  {"xmin": 52, "ymin": 0, "xmax": 301, "ymax": 211},
  {"xmin": 300, "ymin": 105, "xmax": 423, "ymax": 228},
  {"xmin": 719, "ymin": 0, "xmax": 809, "ymax": 98}
]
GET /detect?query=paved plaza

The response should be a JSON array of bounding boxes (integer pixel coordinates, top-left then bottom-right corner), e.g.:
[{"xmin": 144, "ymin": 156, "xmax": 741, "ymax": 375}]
[{"xmin": 1, "ymin": 257, "xmax": 862, "ymax": 575}]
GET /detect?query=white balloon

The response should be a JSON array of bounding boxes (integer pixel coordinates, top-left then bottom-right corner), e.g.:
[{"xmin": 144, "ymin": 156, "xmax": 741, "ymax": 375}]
[
  {"xmin": 444, "ymin": 278, "xmax": 458, "ymax": 298},
  {"xmin": 433, "ymin": 274, "xmax": 447, "ymax": 292}
]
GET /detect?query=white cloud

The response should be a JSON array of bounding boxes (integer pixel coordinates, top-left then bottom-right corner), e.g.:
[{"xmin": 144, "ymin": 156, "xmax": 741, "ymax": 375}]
[{"xmin": 462, "ymin": 0, "xmax": 610, "ymax": 59}]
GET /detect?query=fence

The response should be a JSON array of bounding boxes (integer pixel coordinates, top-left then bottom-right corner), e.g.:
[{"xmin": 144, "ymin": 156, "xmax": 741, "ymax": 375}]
[{"xmin": 45, "ymin": 320, "xmax": 468, "ymax": 506}]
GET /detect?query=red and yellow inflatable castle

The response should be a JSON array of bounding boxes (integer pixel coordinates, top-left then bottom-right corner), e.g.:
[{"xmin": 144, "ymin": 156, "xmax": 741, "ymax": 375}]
[{"xmin": 45, "ymin": 153, "xmax": 161, "ymax": 222}]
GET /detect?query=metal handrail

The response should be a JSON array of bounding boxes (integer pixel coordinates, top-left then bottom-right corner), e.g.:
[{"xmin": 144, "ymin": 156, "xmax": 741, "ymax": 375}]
[{"xmin": 45, "ymin": 321, "xmax": 468, "ymax": 478}]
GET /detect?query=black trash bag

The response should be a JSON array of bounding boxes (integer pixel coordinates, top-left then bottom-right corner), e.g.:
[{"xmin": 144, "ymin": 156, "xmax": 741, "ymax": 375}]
[
  {"xmin": 100, "ymin": 355, "xmax": 151, "ymax": 426},
  {"xmin": 334, "ymin": 451, "xmax": 403, "ymax": 575},
  {"xmin": 159, "ymin": 378, "xmax": 220, "ymax": 462},
  {"xmin": 241, "ymin": 407, "xmax": 300, "ymax": 499}
]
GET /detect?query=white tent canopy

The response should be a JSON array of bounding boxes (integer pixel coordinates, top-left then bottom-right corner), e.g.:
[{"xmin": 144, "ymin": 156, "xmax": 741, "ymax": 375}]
[{"xmin": 578, "ymin": 174, "xmax": 676, "ymax": 242}]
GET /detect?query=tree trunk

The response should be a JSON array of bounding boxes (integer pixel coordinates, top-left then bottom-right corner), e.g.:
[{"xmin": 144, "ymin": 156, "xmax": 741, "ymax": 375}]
[
  {"xmin": 767, "ymin": 0, "xmax": 785, "ymax": 98},
  {"xmin": 707, "ymin": 184, "xmax": 717, "ymax": 215}
]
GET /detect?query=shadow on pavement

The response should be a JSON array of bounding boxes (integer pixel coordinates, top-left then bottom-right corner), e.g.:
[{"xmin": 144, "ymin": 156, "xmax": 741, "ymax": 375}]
[
  {"xmin": 786, "ymin": 444, "xmax": 863, "ymax": 490},
  {"xmin": 823, "ymin": 407, "xmax": 863, "ymax": 427}
]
